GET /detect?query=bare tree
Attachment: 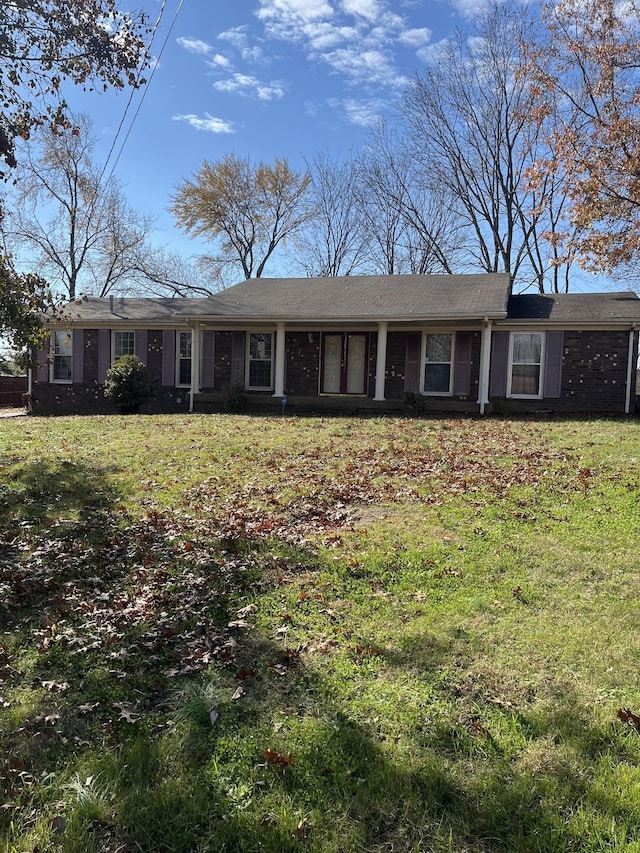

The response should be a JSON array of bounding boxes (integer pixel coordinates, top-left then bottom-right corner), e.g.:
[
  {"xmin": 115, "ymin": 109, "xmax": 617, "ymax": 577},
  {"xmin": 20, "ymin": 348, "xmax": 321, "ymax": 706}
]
[
  {"xmin": 293, "ymin": 151, "xmax": 368, "ymax": 277},
  {"xmin": 170, "ymin": 152, "xmax": 311, "ymax": 284},
  {"xmin": 6, "ymin": 114, "xmax": 177, "ymax": 299},
  {"xmin": 401, "ymin": 1, "xmax": 574, "ymax": 292},
  {"xmin": 358, "ymin": 122, "xmax": 463, "ymax": 274}
]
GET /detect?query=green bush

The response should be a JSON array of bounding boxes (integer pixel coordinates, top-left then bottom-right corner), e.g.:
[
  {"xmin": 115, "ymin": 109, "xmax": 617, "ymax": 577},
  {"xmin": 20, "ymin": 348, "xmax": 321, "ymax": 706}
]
[
  {"xmin": 104, "ymin": 355, "xmax": 155, "ymax": 414},
  {"xmin": 223, "ymin": 382, "xmax": 248, "ymax": 413}
]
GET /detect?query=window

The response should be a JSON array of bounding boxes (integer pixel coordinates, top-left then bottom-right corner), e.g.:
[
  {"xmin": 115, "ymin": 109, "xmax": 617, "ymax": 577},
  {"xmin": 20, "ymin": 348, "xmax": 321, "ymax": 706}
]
[
  {"xmin": 113, "ymin": 331, "xmax": 135, "ymax": 361},
  {"xmin": 52, "ymin": 330, "xmax": 72, "ymax": 382},
  {"xmin": 509, "ymin": 332, "xmax": 544, "ymax": 397},
  {"xmin": 424, "ymin": 333, "xmax": 453, "ymax": 395},
  {"xmin": 248, "ymin": 332, "xmax": 273, "ymax": 389},
  {"xmin": 177, "ymin": 331, "xmax": 192, "ymax": 386}
]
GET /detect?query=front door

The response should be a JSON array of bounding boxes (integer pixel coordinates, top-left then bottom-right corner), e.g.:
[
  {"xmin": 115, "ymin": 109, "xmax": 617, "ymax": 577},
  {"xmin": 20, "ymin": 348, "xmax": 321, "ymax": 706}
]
[{"xmin": 321, "ymin": 333, "xmax": 368, "ymax": 394}]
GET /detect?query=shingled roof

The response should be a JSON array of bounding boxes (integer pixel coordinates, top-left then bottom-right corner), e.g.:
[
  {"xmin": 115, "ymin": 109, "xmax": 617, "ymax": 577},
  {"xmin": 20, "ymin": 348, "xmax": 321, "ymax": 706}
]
[
  {"xmin": 54, "ymin": 274, "xmax": 512, "ymax": 325},
  {"xmin": 507, "ymin": 292, "xmax": 640, "ymax": 325},
  {"xmin": 205, "ymin": 273, "xmax": 512, "ymax": 321}
]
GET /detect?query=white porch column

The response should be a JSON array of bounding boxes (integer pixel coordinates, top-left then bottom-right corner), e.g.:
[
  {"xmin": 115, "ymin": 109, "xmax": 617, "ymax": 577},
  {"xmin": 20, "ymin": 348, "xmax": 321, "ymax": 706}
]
[
  {"xmin": 477, "ymin": 319, "xmax": 492, "ymax": 415},
  {"xmin": 189, "ymin": 322, "xmax": 201, "ymax": 413},
  {"xmin": 374, "ymin": 321, "xmax": 388, "ymax": 401},
  {"xmin": 273, "ymin": 322, "xmax": 286, "ymax": 398},
  {"xmin": 625, "ymin": 327, "xmax": 636, "ymax": 414}
]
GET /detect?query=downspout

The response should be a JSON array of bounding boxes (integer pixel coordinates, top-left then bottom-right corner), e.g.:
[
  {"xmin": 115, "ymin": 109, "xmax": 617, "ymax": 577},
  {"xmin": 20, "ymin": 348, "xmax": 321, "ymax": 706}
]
[{"xmin": 625, "ymin": 326, "xmax": 636, "ymax": 415}]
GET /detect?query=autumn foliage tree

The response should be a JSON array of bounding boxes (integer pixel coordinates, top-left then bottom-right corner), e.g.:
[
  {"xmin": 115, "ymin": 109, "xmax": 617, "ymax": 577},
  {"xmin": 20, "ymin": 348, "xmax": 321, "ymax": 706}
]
[
  {"xmin": 0, "ymin": 0, "xmax": 150, "ymax": 349},
  {"xmin": 525, "ymin": 0, "xmax": 640, "ymax": 271},
  {"xmin": 0, "ymin": 0, "xmax": 149, "ymax": 176},
  {"xmin": 170, "ymin": 153, "xmax": 311, "ymax": 285}
]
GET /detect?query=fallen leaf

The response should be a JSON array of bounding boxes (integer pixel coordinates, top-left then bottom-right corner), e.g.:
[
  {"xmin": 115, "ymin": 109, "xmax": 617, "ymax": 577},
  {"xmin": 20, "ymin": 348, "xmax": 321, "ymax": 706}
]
[
  {"xmin": 261, "ymin": 748, "xmax": 293, "ymax": 766},
  {"xmin": 617, "ymin": 708, "xmax": 640, "ymax": 730}
]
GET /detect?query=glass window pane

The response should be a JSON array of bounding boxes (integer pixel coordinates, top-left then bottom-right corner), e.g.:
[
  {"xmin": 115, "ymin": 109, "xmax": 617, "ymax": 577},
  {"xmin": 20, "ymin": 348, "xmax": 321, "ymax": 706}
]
[
  {"xmin": 426, "ymin": 334, "xmax": 452, "ymax": 363},
  {"xmin": 250, "ymin": 333, "xmax": 271, "ymax": 361},
  {"xmin": 114, "ymin": 331, "xmax": 135, "ymax": 359},
  {"xmin": 513, "ymin": 333, "xmax": 542, "ymax": 364},
  {"xmin": 249, "ymin": 360, "xmax": 271, "ymax": 387},
  {"xmin": 179, "ymin": 332, "xmax": 192, "ymax": 359},
  {"xmin": 53, "ymin": 331, "xmax": 72, "ymax": 380},
  {"xmin": 511, "ymin": 364, "xmax": 540, "ymax": 395},
  {"xmin": 248, "ymin": 333, "xmax": 272, "ymax": 387},
  {"xmin": 425, "ymin": 363, "xmax": 451, "ymax": 393}
]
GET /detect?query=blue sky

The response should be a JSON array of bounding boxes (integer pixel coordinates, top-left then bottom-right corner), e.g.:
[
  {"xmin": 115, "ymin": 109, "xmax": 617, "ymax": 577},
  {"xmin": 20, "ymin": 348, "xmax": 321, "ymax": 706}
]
[{"xmin": 63, "ymin": 0, "xmax": 495, "ymax": 262}]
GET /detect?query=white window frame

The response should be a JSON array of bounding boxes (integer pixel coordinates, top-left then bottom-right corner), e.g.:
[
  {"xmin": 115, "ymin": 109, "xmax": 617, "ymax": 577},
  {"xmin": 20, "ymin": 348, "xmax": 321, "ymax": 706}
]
[
  {"xmin": 112, "ymin": 330, "xmax": 135, "ymax": 362},
  {"xmin": 51, "ymin": 330, "xmax": 73, "ymax": 383},
  {"xmin": 246, "ymin": 331, "xmax": 274, "ymax": 391},
  {"xmin": 176, "ymin": 330, "xmax": 192, "ymax": 388},
  {"xmin": 422, "ymin": 331, "xmax": 455, "ymax": 396},
  {"xmin": 507, "ymin": 331, "xmax": 545, "ymax": 399}
]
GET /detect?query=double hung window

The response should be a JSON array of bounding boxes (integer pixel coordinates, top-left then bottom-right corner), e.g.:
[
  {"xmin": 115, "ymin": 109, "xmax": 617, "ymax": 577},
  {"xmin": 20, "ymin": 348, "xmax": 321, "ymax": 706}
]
[
  {"xmin": 424, "ymin": 333, "xmax": 453, "ymax": 395},
  {"xmin": 177, "ymin": 331, "xmax": 192, "ymax": 386},
  {"xmin": 52, "ymin": 331, "xmax": 72, "ymax": 382},
  {"xmin": 113, "ymin": 331, "xmax": 135, "ymax": 361},
  {"xmin": 509, "ymin": 332, "xmax": 544, "ymax": 397},
  {"xmin": 248, "ymin": 332, "xmax": 273, "ymax": 389}
]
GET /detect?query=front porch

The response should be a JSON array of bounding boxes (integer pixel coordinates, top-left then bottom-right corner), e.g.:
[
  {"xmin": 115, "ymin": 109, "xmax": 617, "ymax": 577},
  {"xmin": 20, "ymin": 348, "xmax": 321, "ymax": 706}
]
[{"xmin": 192, "ymin": 391, "xmax": 482, "ymax": 416}]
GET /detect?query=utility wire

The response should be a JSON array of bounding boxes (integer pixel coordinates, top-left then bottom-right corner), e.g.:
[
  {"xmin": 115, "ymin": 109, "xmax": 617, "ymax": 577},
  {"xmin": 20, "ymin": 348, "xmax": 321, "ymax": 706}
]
[{"xmin": 99, "ymin": 0, "xmax": 185, "ymax": 184}]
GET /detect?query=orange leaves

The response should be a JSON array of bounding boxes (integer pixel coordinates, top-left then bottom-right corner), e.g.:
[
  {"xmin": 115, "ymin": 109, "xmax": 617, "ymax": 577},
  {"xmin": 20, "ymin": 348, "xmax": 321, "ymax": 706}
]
[
  {"xmin": 261, "ymin": 748, "xmax": 293, "ymax": 766},
  {"xmin": 617, "ymin": 708, "xmax": 640, "ymax": 730}
]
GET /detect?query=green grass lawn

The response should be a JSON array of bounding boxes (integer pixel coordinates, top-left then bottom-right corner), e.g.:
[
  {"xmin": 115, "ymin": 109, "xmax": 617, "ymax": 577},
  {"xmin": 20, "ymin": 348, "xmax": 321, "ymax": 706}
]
[{"xmin": 1, "ymin": 412, "xmax": 640, "ymax": 852}]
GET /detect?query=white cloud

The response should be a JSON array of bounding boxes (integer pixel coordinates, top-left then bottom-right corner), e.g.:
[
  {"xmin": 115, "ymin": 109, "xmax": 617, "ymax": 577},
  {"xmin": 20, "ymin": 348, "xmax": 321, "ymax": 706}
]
[
  {"xmin": 257, "ymin": 0, "xmax": 334, "ymax": 26},
  {"xmin": 324, "ymin": 47, "xmax": 408, "ymax": 88},
  {"xmin": 172, "ymin": 113, "xmax": 235, "ymax": 133},
  {"xmin": 218, "ymin": 26, "xmax": 251, "ymax": 49},
  {"xmin": 399, "ymin": 27, "xmax": 432, "ymax": 48},
  {"xmin": 214, "ymin": 73, "xmax": 286, "ymax": 100},
  {"xmin": 207, "ymin": 54, "xmax": 233, "ymax": 69},
  {"xmin": 334, "ymin": 96, "xmax": 389, "ymax": 126},
  {"xmin": 416, "ymin": 38, "xmax": 451, "ymax": 65},
  {"xmin": 255, "ymin": 0, "xmax": 429, "ymax": 89},
  {"xmin": 341, "ymin": 0, "xmax": 381, "ymax": 22},
  {"xmin": 448, "ymin": 0, "xmax": 502, "ymax": 19},
  {"xmin": 176, "ymin": 37, "xmax": 213, "ymax": 55}
]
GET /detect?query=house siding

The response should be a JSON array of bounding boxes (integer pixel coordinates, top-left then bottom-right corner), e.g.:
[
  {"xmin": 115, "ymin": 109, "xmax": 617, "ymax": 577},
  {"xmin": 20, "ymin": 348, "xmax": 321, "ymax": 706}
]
[
  {"xmin": 31, "ymin": 327, "xmax": 189, "ymax": 415},
  {"xmin": 29, "ymin": 323, "xmax": 638, "ymax": 416},
  {"xmin": 491, "ymin": 329, "xmax": 636, "ymax": 413}
]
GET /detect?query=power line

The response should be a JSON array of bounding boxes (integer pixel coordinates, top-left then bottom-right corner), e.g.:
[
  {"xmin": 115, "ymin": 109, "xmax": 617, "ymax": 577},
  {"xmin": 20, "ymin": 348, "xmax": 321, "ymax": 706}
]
[{"xmin": 100, "ymin": 0, "xmax": 185, "ymax": 185}]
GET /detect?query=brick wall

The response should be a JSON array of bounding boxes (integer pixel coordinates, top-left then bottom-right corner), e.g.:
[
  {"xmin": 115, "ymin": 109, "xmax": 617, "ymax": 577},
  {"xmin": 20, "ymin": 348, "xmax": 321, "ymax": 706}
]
[
  {"xmin": 492, "ymin": 329, "xmax": 636, "ymax": 414},
  {"xmin": 286, "ymin": 332, "xmax": 320, "ymax": 395}
]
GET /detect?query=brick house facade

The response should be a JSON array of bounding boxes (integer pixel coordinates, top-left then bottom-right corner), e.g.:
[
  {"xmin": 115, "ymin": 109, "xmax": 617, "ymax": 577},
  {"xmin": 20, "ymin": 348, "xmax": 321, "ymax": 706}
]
[{"xmin": 30, "ymin": 275, "xmax": 640, "ymax": 416}]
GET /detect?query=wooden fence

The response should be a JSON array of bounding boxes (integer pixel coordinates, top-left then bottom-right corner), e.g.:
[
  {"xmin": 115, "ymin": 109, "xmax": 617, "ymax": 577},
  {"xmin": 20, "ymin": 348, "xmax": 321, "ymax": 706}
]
[{"xmin": 0, "ymin": 376, "xmax": 28, "ymax": 407}]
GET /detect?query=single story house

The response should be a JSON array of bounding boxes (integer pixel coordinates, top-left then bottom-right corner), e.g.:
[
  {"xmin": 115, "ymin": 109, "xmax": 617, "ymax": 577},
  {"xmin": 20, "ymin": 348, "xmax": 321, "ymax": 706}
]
[{"xmin": 30, "ymin": 273, "xmax": 640, "ymax": 415}]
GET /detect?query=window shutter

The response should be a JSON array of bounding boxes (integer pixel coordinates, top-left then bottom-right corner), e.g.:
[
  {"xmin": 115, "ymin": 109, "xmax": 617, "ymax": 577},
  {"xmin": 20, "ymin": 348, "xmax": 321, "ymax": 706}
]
[
  {"xmin": 36, "ymin": 346, "xmax": 49, "ymax": 383},
  {"xmin": 404, "ymin": 332, "xmax": 422, "ymax": 393},
  {"xmin": 72, "ymin": 330, "xmax": 84, "ymax": 383},
  {"xmin": 543, "ymin": 331, "xmax": 563, "ymax": 398},
  {"xmin": 162, "ymin": 330, "xmax": 175, "ymax": 386},
  {"xmin": 453, "ymin": 332, "xmax": 471, "ymax": 396},
  {"xmin": 201, "ymin": 331, "xmax": 214, "ymax": 387},
  {"xmin": 489, "ymin": 331, "xmax": 509, "ymax": 397},
  {"xmin": 98, "ymin": 330, "xmax": 110, "ymax": 383},
  {"xmin": 135, "ymin": 329, "xmax": 147, "ymax": 363},
  {"xmin": 231, "ymin": 332, "xmax": 245, "ymax": 384}
]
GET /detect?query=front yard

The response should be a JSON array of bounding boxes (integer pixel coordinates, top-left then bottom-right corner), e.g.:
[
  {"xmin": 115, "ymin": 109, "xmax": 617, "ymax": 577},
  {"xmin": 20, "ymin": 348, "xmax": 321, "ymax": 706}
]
[{"xmin": 1, "ymin": 413, "xmax": 640, "ymax": 852}]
